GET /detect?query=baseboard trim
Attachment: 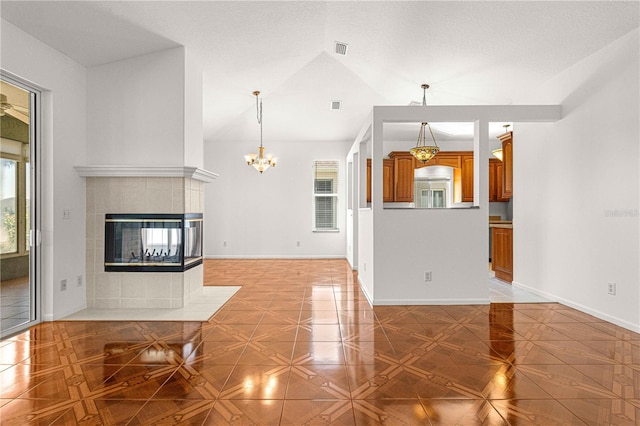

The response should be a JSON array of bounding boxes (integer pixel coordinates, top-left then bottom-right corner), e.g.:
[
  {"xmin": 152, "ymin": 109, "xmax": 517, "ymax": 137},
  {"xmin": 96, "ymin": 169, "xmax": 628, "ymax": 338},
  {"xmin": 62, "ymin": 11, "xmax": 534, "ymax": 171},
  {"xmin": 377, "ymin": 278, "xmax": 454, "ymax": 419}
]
[
  {"xmin": 357, "ymin": 276, "xmax": 373, "ymax": 307},
  {"xmin": 371, "ymin": 298, "xmax": 491, "ymax": 306},
  {"xmin": 512, "ymin": 280, "xmax": 640, "ymax": 333},
  {"xmin": 204, "ymin": 255, "xmax": 346, "ymax": 260},
  {"xmin": 52, "ymin": 302, "xmax": 87, "ymax": 321}
]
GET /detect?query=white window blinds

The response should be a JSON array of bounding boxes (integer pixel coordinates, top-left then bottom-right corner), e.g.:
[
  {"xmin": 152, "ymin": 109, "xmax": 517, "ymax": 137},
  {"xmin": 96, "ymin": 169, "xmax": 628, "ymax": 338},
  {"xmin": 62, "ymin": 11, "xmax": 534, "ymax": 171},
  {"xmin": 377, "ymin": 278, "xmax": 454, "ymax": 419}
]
[{"xmin": 313, "ymin": 160, "xmax": 339, "ymax": 231}]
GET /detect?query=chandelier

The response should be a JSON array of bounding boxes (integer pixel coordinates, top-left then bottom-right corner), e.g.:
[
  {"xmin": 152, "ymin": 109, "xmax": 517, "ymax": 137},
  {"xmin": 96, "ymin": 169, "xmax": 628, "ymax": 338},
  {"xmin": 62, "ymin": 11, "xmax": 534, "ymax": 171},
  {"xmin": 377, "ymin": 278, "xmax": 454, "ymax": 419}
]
[
  {"xmin": 409, "ymin": 84, "xmax": 439, "ymax": 163},
  {"xmin": 244, "ymin": 90, "xmax": 277, "ymax": 173}
]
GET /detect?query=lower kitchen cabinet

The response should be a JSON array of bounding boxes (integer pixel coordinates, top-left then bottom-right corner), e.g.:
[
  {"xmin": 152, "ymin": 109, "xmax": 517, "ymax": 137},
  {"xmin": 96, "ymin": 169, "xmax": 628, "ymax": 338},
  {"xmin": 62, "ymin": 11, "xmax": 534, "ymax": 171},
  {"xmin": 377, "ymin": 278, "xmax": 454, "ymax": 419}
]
[{"xmin": 492, "ymin": 226, "xmax": 513, "ymax": 283}]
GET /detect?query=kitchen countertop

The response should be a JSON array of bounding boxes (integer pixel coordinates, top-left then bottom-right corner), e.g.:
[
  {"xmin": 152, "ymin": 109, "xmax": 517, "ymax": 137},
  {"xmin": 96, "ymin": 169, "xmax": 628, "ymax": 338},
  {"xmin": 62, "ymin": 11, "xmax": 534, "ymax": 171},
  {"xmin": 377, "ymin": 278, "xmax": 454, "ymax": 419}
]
[{"xmin": 489, "ymin": 221, "xmax": 513, "ymax": 229}]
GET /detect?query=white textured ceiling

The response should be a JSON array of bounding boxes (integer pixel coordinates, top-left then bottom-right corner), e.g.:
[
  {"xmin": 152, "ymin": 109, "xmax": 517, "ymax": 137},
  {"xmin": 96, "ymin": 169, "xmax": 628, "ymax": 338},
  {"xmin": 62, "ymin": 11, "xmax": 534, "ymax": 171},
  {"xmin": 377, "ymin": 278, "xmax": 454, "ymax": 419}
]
[{"xmin": 1, "ymin": 1, "xmax": 638, "ymax": 144}]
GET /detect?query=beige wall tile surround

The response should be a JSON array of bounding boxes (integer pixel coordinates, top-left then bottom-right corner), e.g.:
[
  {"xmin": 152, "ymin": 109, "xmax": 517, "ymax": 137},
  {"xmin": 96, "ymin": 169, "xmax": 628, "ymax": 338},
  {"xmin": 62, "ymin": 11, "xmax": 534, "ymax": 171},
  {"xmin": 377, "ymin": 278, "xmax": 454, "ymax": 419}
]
[
  {"xmin": 184, "ymin": 265, "xmax": 204, "ymax": 301},
  {"xmin": 146, "ymin": 298, "xmax": 172, "ymax": 309},
  {"xmin": 121, "ymin": 298, "xmax": 147, "ymax": 309},
  {"xmin": 86, "ymin": 176, "xmax": 205, "ymax": 309},
  {"xmin": 121, "ymin": 274, "xmax": 145, "ymax": 298}
]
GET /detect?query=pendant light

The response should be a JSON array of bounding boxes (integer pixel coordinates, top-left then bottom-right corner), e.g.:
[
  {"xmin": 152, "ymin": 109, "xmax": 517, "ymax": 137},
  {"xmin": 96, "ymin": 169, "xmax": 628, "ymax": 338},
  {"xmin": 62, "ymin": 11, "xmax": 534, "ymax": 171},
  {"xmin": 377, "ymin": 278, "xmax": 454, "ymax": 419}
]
[{"xmin": 409, "ymin": 84, "xmax": 440, "ymax": 163}]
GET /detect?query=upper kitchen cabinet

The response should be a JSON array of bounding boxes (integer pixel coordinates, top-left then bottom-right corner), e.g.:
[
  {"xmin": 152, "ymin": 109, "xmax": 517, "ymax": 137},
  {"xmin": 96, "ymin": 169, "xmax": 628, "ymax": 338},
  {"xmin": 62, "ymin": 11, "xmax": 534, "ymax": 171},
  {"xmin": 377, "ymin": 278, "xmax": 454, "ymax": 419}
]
[
  {"xmin": 460, "ymin": 154, "xmax": 474, "ymax": 202},
  {"xmin": 366, "ymin": 159, "xmax": 395, "ymax": 203},
  {"xmin": 497, "ymin": 131, "xmax": 513, "ymax": 198},
  {"xmin": 368, "ymin": 149, "xmax": 511, "ymax": 206},
  {"xmin": 388, "ymin": 151, "xmax": 415, "ymax": 202},
  {"xmin": 415, "ymin": 152, "xmax": 461, "ymax": 169},
  {"xmin": 489, "ymin": 159, "xmax": 497, "ymax": 201},
  {"xmin": 489, "ymin": 158, "xmax": 510, "ymax": 202}
]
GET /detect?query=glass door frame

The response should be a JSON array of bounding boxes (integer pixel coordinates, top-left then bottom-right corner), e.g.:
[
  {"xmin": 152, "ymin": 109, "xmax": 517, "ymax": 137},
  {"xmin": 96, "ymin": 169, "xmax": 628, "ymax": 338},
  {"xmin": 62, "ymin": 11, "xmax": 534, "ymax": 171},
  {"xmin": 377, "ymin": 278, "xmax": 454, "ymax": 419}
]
[{"xmin": 1, "ymin": 72, "xmax": 41, "ymax": 339}]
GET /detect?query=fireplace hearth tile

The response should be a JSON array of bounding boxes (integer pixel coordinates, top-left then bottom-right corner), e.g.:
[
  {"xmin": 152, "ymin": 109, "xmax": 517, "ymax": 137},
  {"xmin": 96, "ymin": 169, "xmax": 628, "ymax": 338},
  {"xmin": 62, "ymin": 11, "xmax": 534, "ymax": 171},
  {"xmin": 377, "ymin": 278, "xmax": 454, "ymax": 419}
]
[{"xmin": 62, "ymin": 286, "xmax": 240, "ymax": 321}]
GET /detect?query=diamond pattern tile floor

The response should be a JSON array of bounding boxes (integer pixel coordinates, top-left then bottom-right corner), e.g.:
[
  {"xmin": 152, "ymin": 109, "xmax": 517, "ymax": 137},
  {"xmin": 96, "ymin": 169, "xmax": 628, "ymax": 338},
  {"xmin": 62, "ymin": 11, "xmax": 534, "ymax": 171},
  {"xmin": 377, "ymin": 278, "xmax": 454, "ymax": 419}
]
[{"xmin": 1, "ymin": 259, "xmax": 639, "ymax": 425}]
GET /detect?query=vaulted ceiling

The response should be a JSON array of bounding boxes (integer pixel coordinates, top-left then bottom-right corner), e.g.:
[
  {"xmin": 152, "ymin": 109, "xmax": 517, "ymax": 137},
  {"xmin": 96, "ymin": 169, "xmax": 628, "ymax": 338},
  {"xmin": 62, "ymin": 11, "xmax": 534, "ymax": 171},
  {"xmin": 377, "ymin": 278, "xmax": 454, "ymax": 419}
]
[{"xmin": 2, "ymin": 1, "xmax": 638, "ymax": 144}]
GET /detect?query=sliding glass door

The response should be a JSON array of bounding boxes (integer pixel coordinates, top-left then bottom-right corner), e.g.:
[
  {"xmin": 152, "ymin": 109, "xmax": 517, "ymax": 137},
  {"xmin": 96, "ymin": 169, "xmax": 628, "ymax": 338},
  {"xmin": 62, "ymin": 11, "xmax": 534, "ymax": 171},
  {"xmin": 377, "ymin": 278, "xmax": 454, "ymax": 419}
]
[{"xmin": 1, "ymin": 76, "xmax": 39, "ymax": 338}]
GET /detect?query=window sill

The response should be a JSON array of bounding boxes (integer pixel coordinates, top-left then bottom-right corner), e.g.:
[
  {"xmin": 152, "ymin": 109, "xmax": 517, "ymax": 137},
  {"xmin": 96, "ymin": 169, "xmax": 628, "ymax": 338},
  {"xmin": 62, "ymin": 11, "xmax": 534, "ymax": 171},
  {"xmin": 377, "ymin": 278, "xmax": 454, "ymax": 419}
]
[{"xmin": 0, "ymin": 252, "xmax": 29, "ymax": 260}]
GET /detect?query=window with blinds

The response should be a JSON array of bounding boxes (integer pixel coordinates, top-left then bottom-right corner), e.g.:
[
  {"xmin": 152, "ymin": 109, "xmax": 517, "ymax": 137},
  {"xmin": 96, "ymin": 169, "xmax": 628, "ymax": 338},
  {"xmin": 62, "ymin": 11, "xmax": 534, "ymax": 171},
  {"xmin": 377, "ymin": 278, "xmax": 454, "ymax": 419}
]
[{"xmin": 313, "ymin": 160, "xmax": 339, "ymax": 231}]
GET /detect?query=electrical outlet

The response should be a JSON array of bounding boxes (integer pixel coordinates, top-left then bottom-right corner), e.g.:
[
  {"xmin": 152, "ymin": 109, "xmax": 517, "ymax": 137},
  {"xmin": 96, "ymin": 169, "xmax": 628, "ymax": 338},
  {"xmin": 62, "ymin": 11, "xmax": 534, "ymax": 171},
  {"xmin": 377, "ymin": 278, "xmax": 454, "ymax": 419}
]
[
  {"xmin": 77, "ymin": 275, "xmax": 83, "ymax": 287},
  {"xmin": 296, "ymin": 241, "xmax": 301, "ymax": 247},
  {"xmin": 62, "ymin": 208, "xmax": 71, "ymax": 220},
  {"xmin": 424, "ymin": 271, "xmax": 432, "ymax": 282},
  {"xmin": 223, "ymin": 241, "xmax": 227, "ymax": 247},
  {"xmin": 60, "ymin": 279, "xmax": 67, "ymax": 291},
  {"xmin": 363, "ymin": 262, "xmax": 367, "ymax": 272},
  {"xmin": 608, "ymin": 282, "xmax": 616, "ymax": 295}
]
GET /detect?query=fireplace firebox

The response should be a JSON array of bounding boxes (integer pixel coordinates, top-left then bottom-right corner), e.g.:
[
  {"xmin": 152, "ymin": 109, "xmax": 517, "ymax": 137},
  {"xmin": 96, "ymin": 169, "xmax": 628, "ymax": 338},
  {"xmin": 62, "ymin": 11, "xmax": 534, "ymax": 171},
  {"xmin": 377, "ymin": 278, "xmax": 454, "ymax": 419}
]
[{"xmin": 104, "ymin": 213, "xmax": 203, "ymax": 272}]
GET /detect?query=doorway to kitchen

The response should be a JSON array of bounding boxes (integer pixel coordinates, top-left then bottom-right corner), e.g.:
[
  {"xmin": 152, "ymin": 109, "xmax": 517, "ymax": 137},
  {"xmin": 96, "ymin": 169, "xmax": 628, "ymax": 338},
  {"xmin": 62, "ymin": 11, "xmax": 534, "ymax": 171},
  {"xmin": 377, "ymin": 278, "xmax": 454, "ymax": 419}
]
[{"xmin": 1, "ymin": 75, "xmax": 40, "ymax": 338}]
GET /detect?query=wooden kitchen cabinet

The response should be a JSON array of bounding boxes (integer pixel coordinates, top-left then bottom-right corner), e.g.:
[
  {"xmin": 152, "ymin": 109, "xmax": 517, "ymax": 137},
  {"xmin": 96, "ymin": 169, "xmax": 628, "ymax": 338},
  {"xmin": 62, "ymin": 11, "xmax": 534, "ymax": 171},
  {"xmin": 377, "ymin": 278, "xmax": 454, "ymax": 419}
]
[
  {"xmin": 366, "ymin": 159, "xmax": 395, "ymax": 203},
  {"xmin": 415, "ymin": 152, "xmax": 461, "ymax": 169},
  {"xmin": 492, "ymin": 226, "xmax": 513, "ymax": 283},
  {"xmin": 382, "ymin": 159, "xmax": 394, "ymax": 202},
  {"xmin": 498, "ymin": 131, "xmax": 513, "ymax": 198},
  {"xmin": 489, "ymin": 158, "xmax": 510, "ymax": 202},
  {"xmin": 388, "ymin": 152, "xmax": 415, "ymax": 202},
  {"xmin": 489, "ymin": 159, "xmax": 497, "ymax": 201},
  {"xmin": 495, "ymin": 161, "xmax": 510, "ymax": 201},
  {"xmin": 460, "ymin": 154, "xmax": 474, "ymax": 202},
  {"xmin": 366, "ymin": 159, "xmax": 371, "ymax": 202},
  {"xmin": 368, "ymin": 150, "xmax": 508, "ymax": 204}
]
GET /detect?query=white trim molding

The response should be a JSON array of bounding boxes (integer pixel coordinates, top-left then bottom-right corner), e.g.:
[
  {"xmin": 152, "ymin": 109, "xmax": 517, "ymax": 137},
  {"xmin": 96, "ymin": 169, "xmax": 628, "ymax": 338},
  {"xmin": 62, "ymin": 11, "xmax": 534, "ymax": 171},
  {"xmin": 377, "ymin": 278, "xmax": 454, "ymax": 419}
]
[
  {"xmin": 372, "ymin": 298, "xmax": 492, "ymax": 305},
  {"xmin": 512, "ymin": 281, "xmax": 640, "ymax": 333},
  {"xmin": 74, "ymin": 165, "xmax": 219, "ymax": 183}
]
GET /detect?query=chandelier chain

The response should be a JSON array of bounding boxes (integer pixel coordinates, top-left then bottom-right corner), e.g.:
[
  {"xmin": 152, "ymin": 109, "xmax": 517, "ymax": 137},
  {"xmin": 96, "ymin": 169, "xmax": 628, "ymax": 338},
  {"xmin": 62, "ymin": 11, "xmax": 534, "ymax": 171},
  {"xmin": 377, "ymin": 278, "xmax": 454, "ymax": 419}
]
[{"xmin": 256, "ymin": 94, "xmax": 263, "ymax": 147}]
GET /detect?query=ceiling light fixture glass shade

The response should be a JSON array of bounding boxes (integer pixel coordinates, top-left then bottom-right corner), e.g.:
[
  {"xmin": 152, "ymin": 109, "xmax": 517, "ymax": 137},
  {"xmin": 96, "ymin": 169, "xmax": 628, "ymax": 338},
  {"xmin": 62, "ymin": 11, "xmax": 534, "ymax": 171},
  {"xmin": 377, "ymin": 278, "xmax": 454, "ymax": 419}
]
[
  {"xmin": 410, "ymin": 84, "xmax": 440, "ymax": 164},
  {"xmin": 410, "ymin": 122, "xmax": 440, "ymax": 163},
  {"xmin": 244, "ymin": 90, "xmax": 277, "ymax": 174},
  {"xmin": 491, "ymin": 124, "xmax": 511, "ymax": 161}
]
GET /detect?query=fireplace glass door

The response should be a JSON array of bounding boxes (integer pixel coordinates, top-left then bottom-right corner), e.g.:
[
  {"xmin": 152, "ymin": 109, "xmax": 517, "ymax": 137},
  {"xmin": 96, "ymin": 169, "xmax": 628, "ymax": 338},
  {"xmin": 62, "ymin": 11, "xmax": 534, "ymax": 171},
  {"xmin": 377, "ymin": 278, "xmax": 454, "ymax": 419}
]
[{"xmin": 105, "ymin": 214, "xmax": 203, "ymax": 272}]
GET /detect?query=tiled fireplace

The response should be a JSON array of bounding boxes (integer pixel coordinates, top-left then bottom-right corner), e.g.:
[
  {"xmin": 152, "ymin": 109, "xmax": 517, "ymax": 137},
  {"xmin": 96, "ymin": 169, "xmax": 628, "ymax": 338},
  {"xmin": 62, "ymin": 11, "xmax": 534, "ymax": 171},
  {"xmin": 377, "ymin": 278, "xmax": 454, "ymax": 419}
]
[
  {"xmin": 104, "ymin": 213, "xmax": 203, "ymax": 272},
  {"xmin": 81, "ymin": 169, "xmax": 215, "ymax": 309}
]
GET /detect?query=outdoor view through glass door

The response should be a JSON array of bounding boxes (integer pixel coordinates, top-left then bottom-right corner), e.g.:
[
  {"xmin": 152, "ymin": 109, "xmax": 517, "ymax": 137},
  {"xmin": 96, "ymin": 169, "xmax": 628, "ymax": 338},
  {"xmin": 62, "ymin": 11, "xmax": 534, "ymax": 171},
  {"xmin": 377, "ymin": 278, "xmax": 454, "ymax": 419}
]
[{"xmin": 1, "ymin": 77, "xmax": 38, "ymax": 337}]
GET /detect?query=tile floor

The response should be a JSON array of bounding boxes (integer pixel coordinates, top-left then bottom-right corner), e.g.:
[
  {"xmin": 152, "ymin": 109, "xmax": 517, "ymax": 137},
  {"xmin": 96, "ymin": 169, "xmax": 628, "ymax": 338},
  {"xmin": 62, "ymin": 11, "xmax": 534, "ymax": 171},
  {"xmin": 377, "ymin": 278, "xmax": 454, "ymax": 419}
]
[
  {"xmin": 1, "ymin": 258, "xmax": 639, "ymax": 425},
  {"xmin": 488, "ymin": 277, "xmax": 551, "ymax": 304}
]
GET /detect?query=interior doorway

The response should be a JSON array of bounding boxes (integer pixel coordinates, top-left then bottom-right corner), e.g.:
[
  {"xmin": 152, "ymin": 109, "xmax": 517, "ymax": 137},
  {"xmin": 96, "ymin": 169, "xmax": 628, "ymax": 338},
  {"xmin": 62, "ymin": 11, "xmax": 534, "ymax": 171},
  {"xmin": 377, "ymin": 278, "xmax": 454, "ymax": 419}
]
[{"xmin": 1, "ymin": 75, "xmax": 39, "ymax": 338}]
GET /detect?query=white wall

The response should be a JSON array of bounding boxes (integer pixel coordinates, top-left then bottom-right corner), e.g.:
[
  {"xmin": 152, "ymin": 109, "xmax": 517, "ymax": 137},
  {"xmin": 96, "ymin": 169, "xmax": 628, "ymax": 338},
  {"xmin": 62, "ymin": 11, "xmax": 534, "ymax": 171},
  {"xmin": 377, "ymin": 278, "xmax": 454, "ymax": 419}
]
[
  {"xmin": 515, "ymin": 29, "xmax": 639, "ymax": 331},
  {"xmin": 204, "ymin": 139, "xmax": 349, "ymax": 258},
  {"xmin": 87, "ymin": 47, "xmax": 186, "ymax": 166},
  {"xmin": 1, "ymin": 20, "xmax": 87, "ymax": 320},
  {"xmin": 183, "ymin": 49, "xmax": 204, "ymax": 169}
]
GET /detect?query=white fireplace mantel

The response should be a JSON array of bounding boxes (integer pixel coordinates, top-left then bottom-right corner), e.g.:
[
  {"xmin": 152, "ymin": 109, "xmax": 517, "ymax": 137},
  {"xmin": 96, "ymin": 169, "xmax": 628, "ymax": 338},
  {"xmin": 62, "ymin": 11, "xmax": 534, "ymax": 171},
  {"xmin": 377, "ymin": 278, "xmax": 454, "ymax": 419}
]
[{"xmin": 75, "ymin": 165, "xmax": 219, "ymax": 183}]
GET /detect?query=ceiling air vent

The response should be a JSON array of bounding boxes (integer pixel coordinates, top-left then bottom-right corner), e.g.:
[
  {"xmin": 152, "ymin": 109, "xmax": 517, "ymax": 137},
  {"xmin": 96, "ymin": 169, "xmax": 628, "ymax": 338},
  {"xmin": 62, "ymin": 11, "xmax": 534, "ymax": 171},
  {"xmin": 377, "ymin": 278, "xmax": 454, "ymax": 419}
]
[
  {"xmin": 330, "ymin": 100, "xmax": 342, "ymax": 111},
  {"xmin": 334, "ymin": 41, "xmax": 348, "ymax": 56}
]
